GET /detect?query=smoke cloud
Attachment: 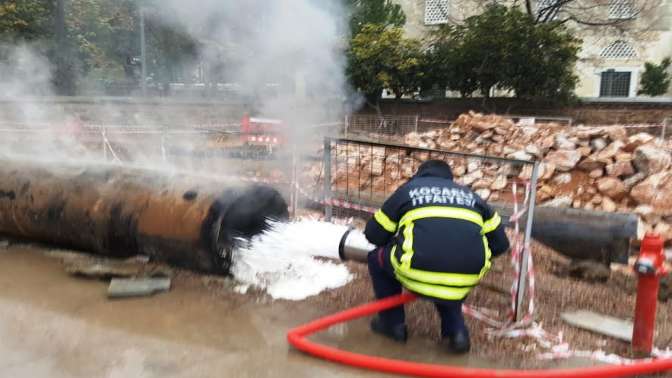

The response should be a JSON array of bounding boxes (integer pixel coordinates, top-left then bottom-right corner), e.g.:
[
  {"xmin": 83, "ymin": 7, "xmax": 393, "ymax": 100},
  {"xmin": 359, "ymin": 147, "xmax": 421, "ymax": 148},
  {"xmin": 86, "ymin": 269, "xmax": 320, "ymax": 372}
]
[
  {"xmin": 155, "ymin": 0, "xmax": 349, "ymax": 132},
  {"xmin": 0, "ymin": 0, "xmax": 350, "ymax": 188},
  {"xmin": 0, "ymin": 44, "xmax": 95, "ymax": 162}
]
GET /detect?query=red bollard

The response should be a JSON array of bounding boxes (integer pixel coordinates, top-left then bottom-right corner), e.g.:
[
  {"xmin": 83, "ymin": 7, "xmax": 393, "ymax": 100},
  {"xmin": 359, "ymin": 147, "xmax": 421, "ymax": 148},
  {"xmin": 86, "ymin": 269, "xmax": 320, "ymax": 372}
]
[{"xmin": 632, "ymin": 233, "xmax": 667, "ymax": 356}]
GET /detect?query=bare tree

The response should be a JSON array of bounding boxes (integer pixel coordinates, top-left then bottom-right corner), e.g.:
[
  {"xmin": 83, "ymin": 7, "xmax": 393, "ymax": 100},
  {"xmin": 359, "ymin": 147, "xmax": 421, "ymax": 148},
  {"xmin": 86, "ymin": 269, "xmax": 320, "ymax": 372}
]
[
  {"xmin": 430, "ymin": 0, "xmax": 664, "ymax": 32},
  {"xmin": 516, "ymin": 0, "xmax": 662, "ymax": 29}
]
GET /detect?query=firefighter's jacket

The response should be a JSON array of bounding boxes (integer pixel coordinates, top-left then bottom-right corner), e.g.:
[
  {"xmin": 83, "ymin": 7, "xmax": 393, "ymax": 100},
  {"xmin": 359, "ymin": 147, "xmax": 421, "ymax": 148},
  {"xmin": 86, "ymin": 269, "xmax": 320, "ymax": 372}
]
[{"xmin": 364, "ymin": 163, "xmax": 510, "ymax": 301}]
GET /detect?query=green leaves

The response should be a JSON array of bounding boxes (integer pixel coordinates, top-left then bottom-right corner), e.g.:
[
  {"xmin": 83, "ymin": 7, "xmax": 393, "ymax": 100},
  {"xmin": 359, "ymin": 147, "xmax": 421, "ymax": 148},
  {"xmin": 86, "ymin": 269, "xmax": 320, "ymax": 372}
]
[
  {"xmin": 347, "ymin": 0, "xmax": 406, "ymax": 36},
  {"xmin": 346, "ymin": 3, "xmax": 580, "ymax": 103},
  {"xmin": 638, "ymin": 58, "xmax": 671, "ymax": 97},
  {"xmin": 426, "ymin": 4, "xmax": 580, "ymax": 101},
  {"xmin": 347, "ymin": 24, "xmax": 424, "ymax": 102},
  {"xmin": 0, "ymin": 0, "xmax": 52, "ymax": 42}
]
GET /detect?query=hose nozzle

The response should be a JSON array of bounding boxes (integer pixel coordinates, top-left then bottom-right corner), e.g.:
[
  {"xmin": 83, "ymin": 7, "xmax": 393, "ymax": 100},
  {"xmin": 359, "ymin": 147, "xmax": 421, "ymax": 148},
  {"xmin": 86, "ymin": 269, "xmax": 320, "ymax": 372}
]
[{"xmin": 338, "ymin": 227, "xmax": 375, "ymax": 263}]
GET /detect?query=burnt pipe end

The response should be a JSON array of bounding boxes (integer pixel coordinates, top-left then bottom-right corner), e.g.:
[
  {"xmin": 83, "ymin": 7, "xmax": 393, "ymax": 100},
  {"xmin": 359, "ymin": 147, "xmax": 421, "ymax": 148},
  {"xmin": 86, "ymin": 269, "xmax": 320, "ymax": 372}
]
[
  {"xmin": 224, "ymin": 185, "xmax": 289, "ymax": 239},
  {"xmin": 203, "ymin": 185, "xmax": 289, "ymax": 275}
]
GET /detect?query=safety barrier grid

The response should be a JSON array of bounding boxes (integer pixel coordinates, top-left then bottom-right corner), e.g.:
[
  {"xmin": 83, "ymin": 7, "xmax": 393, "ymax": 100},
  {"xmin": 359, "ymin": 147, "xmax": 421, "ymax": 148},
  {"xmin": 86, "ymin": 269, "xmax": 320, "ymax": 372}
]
[
  {"xmin": 344, "ymin": 114, "xmax": 419, "ymax": 141},
  {"xmin": 344, "ymin": 114, "xmax": 574, "ymax": 140},
  {"xmin": 317, "ymin": 136, "xmax": 540, "ymax": 323},
  {"xmin": 503, "ymin": 115, "xmax": 574, "ymax": 127}
]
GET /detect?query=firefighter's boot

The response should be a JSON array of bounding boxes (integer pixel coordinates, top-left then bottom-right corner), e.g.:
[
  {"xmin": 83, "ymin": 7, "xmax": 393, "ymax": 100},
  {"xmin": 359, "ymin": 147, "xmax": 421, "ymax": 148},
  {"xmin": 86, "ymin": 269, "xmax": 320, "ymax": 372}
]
[
  {"xmin": 440, "ymin": 329, "xmax": 471, "ymax": 354},
  {"xmin": 370, "ymin": 316, "xmax": 407, "ymax": 343}
]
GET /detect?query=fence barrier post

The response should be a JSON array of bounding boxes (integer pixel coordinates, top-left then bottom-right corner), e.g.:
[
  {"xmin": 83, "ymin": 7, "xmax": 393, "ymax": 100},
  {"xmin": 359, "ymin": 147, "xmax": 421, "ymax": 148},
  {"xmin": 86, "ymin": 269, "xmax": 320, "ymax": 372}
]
[{"xmin": 324, "ymin": 138, "xmax": 332, "ymax": 221}]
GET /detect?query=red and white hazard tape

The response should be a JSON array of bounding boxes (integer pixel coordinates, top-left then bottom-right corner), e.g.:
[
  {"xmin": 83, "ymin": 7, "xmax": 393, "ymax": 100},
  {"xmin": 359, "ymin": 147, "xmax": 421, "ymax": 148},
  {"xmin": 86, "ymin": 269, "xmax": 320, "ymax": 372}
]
[{"xmin": 101, "ymin": 130, "xmax": 122, "ymax": 163}]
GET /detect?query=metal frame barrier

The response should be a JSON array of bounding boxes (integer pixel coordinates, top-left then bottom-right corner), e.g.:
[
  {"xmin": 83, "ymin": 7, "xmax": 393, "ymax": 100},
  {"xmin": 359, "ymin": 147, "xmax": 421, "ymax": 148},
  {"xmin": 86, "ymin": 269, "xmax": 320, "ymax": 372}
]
[
  {"xmin": 503, "ymin": 115, "xmax": 573, "ymax": 127},
  {"xmin": 321, "ymin": 136, "xmax": 539, "ymax": 322},
  {"xmin": 344, "ymin": 114, "xmax": 419, "ymax": 139}
]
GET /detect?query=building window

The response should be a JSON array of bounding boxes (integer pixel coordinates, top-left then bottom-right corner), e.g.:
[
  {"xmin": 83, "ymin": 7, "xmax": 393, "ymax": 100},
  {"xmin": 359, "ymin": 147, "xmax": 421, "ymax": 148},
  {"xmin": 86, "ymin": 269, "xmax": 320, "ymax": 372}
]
[
  {"xmin": 608, "ymin": 0, "xmax": 635, "ymax": 19},
  {"xmin": 425, "ymin": 0, "xmax": 449, "ymax": 25},
  {"xmin": 600, "ymin": 40, "xmax": 638, "ymax": 59},
  {"xmin": 599, "ymin": 70, "xmax": 632, "ymax": 97}
]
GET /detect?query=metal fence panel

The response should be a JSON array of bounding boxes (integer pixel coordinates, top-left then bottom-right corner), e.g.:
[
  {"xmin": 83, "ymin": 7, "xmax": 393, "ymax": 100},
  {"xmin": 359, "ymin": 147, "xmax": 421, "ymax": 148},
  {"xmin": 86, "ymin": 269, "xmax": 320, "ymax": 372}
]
[
  {"xmin": 319, "ymin": 136, "xmax": 539, "ymax": 321},
  {"xmin": 345, "ymin": 114, "xmax": 419, "ymax": 140}
]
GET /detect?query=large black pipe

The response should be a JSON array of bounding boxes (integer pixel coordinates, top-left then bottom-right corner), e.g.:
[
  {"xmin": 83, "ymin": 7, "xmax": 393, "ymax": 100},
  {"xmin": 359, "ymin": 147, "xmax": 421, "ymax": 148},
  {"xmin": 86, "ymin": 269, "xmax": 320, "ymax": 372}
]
[
  {"xmin": 319, "ymin": 198, "xmax": 640, "ymax": 264},
  {"xmin": 0, "ymin": 159, "xmax": 288, "ymax": 274},
  {"xmin": 492, "ymin": 203, "xmax": 639, "ymax": 264},
  {"xmin": 337, "ymin": 205, "xmax": 639, "ymax": 265}
]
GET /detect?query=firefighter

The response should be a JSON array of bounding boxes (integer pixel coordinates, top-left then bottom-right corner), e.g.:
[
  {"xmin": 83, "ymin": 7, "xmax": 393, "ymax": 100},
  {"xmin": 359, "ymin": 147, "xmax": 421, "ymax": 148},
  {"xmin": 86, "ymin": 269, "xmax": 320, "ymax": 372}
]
[{"xmin": 364, "ymin": 159, "xmax": 510, "ymax": 353}]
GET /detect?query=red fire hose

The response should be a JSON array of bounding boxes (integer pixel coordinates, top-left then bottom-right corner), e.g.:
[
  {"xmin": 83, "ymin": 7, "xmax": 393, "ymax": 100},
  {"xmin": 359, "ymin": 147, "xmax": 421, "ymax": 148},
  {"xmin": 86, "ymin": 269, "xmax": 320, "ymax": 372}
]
[{"xmin": 287, "ymin": 293, "xmax": 672, "ymax": 378}]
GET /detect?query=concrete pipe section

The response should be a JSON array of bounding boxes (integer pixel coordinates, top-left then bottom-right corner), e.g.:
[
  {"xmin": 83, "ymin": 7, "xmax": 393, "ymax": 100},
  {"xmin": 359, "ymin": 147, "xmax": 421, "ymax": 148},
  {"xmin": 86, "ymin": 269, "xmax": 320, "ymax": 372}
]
[{"xmin": 0, "ymin": 159, "xmax": 288, "ymax": 274}]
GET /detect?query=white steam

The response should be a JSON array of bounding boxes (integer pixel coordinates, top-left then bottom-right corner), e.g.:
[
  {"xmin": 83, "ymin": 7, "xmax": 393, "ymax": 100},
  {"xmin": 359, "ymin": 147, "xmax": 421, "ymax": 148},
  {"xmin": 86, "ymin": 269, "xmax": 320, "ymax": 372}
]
[
  {"xmin": 1, "ymin": 1, "xmax": 349, "ymax": 172},
  {"xmin": 0, "ymin": 45, "xmax": 53, "ymax": 98},
  {"xmin": 0, "ymin": 45, "xmax": 100, "ymax": 163},
  {"xmin": 156, "ymin": 0, "xmax": 348, "ymax": 135}
]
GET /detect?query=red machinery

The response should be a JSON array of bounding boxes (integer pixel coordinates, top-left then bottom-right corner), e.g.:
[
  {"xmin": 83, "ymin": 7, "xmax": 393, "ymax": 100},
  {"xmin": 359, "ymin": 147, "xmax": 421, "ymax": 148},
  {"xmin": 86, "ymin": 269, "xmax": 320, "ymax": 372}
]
[{"xmin": 239, "ymin": 113, "xmax": 286, "ymax": 153}]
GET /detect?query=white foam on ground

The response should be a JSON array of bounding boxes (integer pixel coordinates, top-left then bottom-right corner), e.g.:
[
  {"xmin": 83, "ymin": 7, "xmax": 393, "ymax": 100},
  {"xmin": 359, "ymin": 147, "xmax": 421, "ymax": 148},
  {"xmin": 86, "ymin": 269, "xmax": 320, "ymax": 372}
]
[{"xmin": 231, "ymin": 220, "xmax": 356, "ymax": 300}]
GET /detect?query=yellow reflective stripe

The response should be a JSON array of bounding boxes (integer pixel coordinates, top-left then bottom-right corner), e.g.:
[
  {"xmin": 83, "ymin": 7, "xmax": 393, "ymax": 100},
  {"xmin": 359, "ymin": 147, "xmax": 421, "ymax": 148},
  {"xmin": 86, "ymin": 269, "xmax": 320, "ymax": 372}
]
[
  {"xmin": 391, "ymin": 252, "xmax": 481, "ymax": 287},
  {"xmin": 400, "ymin": 222, "xmax": 415, "ymax": 268},
  {"xmin": 483, "ymin": 212, "xmax": 501, "ymax": 234},
  {"xmin": 399, "ymin": 206, "xmax": 483, "ymax": 229},
  {"xmin": 479, "ymin": 235, "xmax": 492, "ymax": 278},
  {"xmin": 395, "ymin": 274, "xmax": 472, "ymax": 300},
  {"xmin": 374, "ymin": 210, "xmax": 397, "ymax": 233}
]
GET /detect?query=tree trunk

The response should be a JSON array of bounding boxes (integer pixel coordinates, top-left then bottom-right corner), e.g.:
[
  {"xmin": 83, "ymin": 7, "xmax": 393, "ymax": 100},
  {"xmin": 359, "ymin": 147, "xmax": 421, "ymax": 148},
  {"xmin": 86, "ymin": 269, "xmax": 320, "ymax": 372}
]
[{"xmin": 53, "ymin": 0, "xmax": 75, "ymax": 95}]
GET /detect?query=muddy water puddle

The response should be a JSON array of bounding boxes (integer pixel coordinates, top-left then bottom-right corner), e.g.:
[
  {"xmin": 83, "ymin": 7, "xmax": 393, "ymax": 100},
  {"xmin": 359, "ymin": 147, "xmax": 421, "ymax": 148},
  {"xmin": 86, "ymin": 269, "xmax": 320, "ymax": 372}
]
[{"xmin": 0, "ymin": 244, "xmax": 596, "ymax": 377}]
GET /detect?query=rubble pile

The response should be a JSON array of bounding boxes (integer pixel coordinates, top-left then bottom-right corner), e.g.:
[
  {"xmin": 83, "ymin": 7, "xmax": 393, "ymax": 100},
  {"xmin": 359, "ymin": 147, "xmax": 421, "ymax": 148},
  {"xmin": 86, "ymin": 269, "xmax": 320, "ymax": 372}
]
[{"xmin": 326, "ymin": 111, "xmax": 672, "ymax": 241}]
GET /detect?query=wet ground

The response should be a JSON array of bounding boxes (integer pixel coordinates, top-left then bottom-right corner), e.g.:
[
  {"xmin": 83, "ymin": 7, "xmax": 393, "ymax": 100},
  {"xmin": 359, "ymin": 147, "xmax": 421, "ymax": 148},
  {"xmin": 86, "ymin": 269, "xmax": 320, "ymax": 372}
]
[
  {"xmin": 3, "ymin": 240, "xmax": 657, "ymax": 377},
  {"xmin": 0, "ymin": 244, "xmax": 385, "ymax": 378},
  {"xmin": 0, "ymin": 243, "xmax": 515, "ymax": 378}
]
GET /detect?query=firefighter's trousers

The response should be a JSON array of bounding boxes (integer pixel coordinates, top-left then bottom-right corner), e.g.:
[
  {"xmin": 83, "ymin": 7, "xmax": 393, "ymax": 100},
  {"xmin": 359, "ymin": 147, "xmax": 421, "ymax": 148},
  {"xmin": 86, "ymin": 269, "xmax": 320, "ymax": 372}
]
[{"xmin": 367, "ymin": 248, "xmax": 469, "ymax": 339}]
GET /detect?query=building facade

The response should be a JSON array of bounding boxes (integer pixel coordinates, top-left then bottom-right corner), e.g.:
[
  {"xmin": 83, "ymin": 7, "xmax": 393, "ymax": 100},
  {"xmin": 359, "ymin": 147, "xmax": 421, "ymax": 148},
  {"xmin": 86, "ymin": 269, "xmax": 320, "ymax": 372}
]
[{"xmin": 392, "ymin": 0, "xmax": 672, "ymax": 98}]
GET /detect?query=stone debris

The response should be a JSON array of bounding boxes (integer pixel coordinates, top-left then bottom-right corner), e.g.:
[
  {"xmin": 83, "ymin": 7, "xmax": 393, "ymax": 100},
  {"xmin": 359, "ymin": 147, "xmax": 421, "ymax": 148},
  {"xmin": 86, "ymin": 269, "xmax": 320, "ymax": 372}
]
[
  {"xmin": 560, "ymin": 310, "xmax": 633, "ymax": 342},
  {"xmin": 60, "ymin": 253, "xmax": 172, "ymax": 279},
  {"xmin": 107, "ymin": 277, "xmax": 171, "ymax": 298},
  {"xmin": 321, "ymin": 111, "xmax": 672, "ymax": 242}
]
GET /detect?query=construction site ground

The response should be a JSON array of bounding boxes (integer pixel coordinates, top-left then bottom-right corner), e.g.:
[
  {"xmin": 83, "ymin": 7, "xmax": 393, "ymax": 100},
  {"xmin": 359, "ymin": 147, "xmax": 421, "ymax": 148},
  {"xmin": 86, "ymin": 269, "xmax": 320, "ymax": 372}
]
[{"xmin": 2, "ymin": 231, "xmax": 671, "ymax": 377}]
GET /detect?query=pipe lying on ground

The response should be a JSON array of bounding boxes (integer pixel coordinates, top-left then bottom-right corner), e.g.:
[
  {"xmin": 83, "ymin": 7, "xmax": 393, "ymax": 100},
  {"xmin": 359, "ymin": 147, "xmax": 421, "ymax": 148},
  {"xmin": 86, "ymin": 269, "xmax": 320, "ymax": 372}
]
[
  {"xmin": 330, "ymin": 200, "xmax": 640, "ymax": 265},
  {"xmin": 0, "ymin": 159, "xmax": 288, "ymax": 274},
  {"xmin": 492, "ymin": 203, "xmax": 640, "ymax": 264}
]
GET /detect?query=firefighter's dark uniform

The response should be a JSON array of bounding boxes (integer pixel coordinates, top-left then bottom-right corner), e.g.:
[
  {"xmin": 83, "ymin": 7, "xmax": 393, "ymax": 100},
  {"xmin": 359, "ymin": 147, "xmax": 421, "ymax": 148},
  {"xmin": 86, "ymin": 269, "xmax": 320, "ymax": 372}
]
[{"xmin": 364, "ymin": 160, "xmax": 510, "ymax": 349}]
